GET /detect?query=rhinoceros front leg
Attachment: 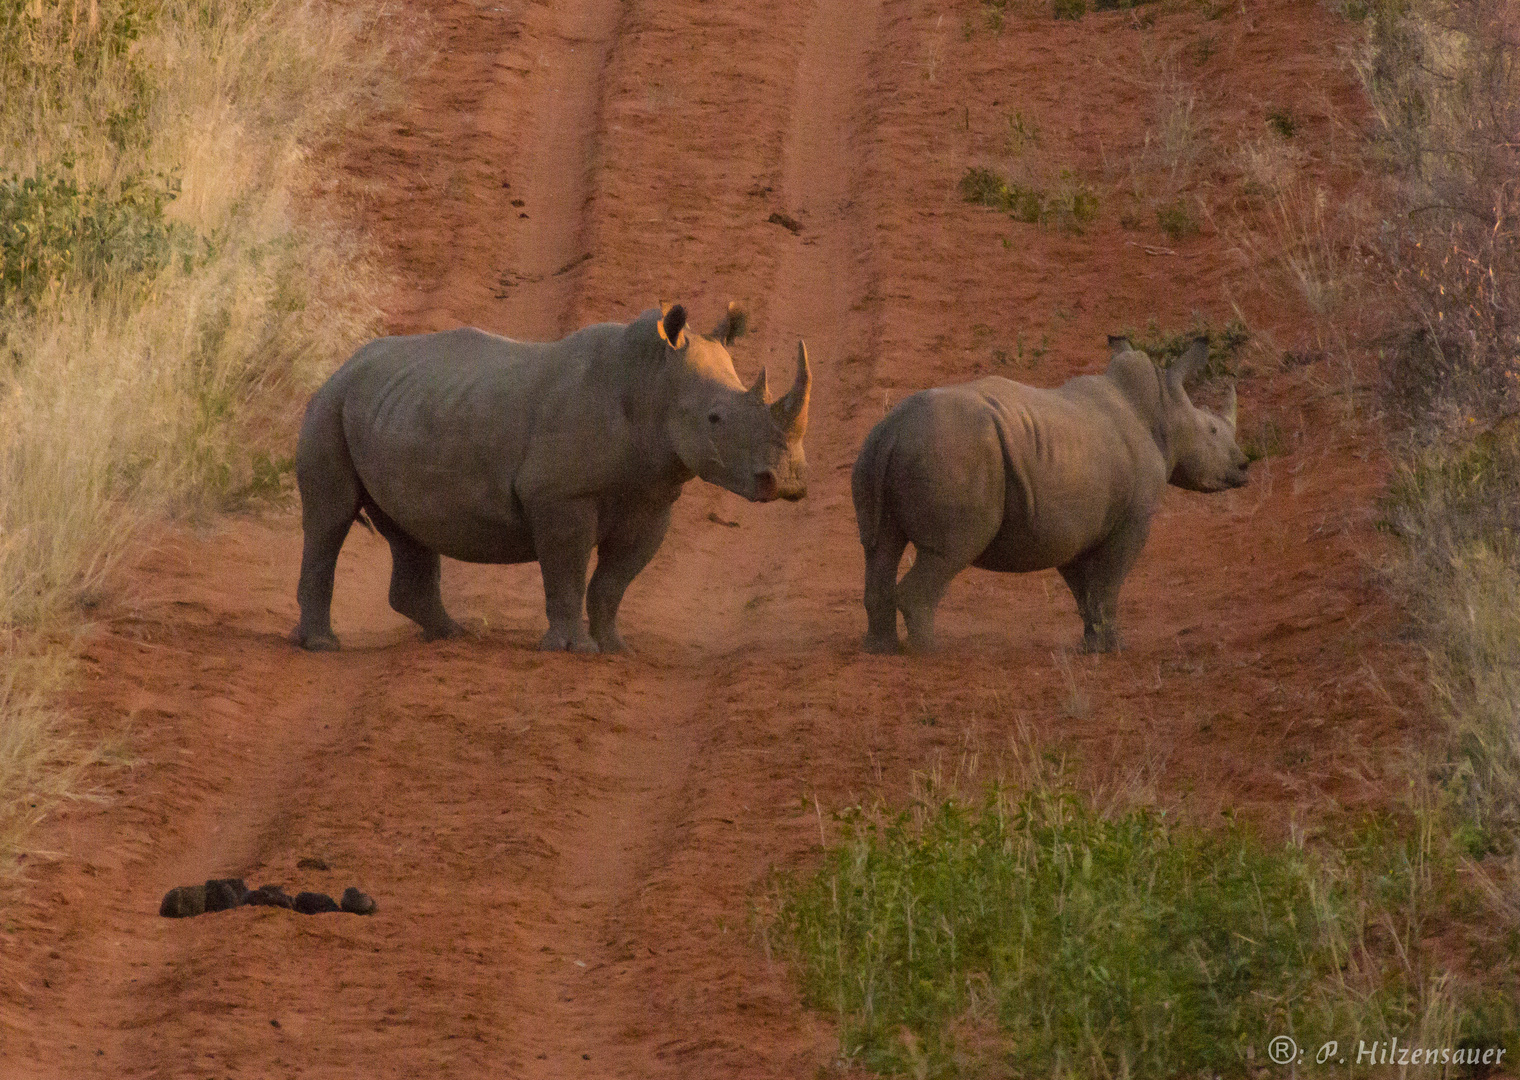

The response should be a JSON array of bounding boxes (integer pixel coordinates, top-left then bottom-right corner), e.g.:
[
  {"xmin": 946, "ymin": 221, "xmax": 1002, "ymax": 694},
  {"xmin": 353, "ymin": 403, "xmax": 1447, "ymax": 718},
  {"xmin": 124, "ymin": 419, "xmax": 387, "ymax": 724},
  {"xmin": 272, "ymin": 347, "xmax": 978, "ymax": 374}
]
[
  {"xmin": 528, "ymin": 499, "xmax": 600, "ymax": 654},
  {"xmin": 1057, "ymin": 521, "xmax": 1150, "ymax": 654},
  {"xmin": 586, "ymin": 500, "xmax": 673, "ymax": 655}
]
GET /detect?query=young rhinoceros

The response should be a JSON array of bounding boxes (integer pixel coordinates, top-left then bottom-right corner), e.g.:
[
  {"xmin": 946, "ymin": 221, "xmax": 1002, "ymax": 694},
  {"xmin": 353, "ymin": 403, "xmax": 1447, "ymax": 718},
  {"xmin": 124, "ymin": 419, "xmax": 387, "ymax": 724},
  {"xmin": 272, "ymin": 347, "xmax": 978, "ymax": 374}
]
[
  {"xmin": 292, "ymin": 303, "xmax": 810, "ymax": 654},
  {"xmin": 850, "ymin": 336, "xmax": 1247, "ymax": 654}
]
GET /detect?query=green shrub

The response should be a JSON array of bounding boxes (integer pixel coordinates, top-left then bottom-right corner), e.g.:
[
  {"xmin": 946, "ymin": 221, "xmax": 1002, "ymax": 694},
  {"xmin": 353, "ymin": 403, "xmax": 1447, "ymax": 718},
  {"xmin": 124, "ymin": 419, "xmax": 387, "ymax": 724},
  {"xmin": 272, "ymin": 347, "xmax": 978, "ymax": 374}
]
[
  {"xmin": 771, "ymin": 783, "xmax": 1512, "ymax": 1077},
  {"xmin": 0, "ymin": 168, "xmax": 188, "ymax": 311},
  {"xmin": 1052, "ymin": 0, "xmax": 1086, "ymax": 19},
  {"xmin": 1155, "ymin": 195, "xmax": 1198, "ymax": 240}
]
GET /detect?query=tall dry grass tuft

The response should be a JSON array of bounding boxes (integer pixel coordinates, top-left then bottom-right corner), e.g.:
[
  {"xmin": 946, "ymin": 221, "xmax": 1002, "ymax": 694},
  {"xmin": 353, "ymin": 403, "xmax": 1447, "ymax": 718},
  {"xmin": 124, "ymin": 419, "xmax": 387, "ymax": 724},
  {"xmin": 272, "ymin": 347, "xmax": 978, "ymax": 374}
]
[{"xmin": 0, "ymin": 0, "xmax": 415, "ymax": 863}]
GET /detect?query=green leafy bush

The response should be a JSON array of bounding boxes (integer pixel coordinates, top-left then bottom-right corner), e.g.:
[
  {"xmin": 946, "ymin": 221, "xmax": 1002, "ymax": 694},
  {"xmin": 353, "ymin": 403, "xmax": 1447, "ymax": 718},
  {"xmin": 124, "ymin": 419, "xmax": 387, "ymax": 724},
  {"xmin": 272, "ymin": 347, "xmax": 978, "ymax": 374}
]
[
  {"xmin": 771, "ymin": 784, "xmax": 1508, "ymax": 1077},
  {"xmin": 0, "ymin": 168, "xmax": 187, "ymax": 310}
]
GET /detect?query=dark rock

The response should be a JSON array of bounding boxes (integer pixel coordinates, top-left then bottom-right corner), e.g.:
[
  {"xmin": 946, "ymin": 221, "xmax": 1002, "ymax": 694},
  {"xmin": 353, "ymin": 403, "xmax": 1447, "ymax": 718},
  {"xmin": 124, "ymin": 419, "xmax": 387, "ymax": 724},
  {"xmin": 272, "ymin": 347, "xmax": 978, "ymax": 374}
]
[
  {"xmin": 243, "ymin": 884, "xmax": 294, "ymax": 909},
  {"xmin": 159, "ymin": 884, "xmax": 206, "ymax": 918},
  {"xmin": 203, "ymin": 878, "xmax": 249, "ymax": 912},
  {"xmin": 767, "ymin": 211, "xmax": 802, "ymax": 234},
  {"xmin": 296, "ymin": 856, "xmax": 329, "ymax": 871},
  {"xmin": 293, "ymin": 891, "xmax": 340, "ymax": 914},
  {"xmin": 340, "ymin": 887, "xmax": 378, "ymax": 915}
]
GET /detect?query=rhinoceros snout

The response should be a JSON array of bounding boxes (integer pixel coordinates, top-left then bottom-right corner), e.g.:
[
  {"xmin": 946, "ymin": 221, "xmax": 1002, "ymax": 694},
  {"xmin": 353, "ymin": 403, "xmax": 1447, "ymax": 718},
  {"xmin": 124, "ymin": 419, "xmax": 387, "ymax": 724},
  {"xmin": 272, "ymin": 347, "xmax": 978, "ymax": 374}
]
[{"xmin": 752, "ymin": 470, "xmax": 806, "ymax": 503}]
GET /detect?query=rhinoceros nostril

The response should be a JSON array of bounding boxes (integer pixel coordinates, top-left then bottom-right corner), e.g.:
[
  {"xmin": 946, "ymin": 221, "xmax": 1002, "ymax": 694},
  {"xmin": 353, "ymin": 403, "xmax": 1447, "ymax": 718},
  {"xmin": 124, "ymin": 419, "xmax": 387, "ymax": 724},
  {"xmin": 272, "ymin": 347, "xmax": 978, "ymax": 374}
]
[{"xmin": 753, "ymin": 471, "xmax": 779, "ymax": 503}]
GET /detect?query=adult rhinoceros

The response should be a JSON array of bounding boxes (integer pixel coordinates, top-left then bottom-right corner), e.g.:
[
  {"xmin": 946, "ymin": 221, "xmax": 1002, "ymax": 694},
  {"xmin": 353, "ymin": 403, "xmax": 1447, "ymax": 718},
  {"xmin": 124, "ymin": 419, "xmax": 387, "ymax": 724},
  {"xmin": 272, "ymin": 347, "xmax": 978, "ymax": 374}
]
[
  {"xmin": 850, "ymin": 336, "xmax": 1247, "ymax": 654},
  {"xmin": 291, "ymin": 303, "xmax": 810, "ymax": 654}
]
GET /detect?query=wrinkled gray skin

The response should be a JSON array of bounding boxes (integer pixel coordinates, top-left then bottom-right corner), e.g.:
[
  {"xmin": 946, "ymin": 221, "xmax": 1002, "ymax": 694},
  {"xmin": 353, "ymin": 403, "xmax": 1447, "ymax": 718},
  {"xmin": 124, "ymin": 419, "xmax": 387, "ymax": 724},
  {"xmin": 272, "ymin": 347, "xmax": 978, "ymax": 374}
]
[
  {"xmin": 292, "ymin": 303, "xmax": 810, "ymax": 654},
  {"xmin": 851, "ymin": 336, "xmax": 1248, "ymax": 654}
]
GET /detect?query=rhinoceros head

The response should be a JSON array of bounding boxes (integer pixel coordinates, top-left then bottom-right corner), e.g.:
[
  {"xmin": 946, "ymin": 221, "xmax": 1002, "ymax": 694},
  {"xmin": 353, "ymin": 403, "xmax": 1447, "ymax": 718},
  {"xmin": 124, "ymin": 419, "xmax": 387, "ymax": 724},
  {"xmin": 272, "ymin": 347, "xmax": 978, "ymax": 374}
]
[
  {"xmin": 658, "ymin": 303, "xmax": 810, "ymax": 502},
  {"xmin": 1113, "ymin": 335, "xmax": 1249, "ymax": 493}
]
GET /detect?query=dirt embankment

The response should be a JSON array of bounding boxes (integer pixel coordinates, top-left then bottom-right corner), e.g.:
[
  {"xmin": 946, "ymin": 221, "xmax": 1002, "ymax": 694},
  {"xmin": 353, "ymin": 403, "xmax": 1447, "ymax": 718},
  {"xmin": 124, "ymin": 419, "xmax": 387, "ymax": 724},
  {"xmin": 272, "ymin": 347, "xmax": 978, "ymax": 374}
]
[{"xmin": 0, "ymin": 0, "xmax": 1419, "ymax": 1075}]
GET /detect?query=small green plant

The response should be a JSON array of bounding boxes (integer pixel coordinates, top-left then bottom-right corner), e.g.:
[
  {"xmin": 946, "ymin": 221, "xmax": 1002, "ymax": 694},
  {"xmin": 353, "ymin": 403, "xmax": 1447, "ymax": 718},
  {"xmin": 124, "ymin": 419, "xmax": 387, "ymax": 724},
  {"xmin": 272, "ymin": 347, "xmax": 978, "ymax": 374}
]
[
  {"xmin": 1155, "ymin": 196, "xmax": 1199, "ymax": 240},
  {"xmin": 1051, "ymin": 169, "xmax": 1099, "ymax": 232},
  {"xmin": 1053, "ymin": 0, "xmax": 1086, "ymax": 19},
  {"xmin": 960, "ymin": 167, "xmax": 1097, "ymax": 232},
  {"xmin": 1189, "ymin": 34, "xmax": 1217, "ymax": 64},
  {"xmin": 959, "ymin": 167, "xmax": 1044, "ymax": 222},
  {"xmin": 1267, "ymin": 108, "xmax": 1297, "ymax": 138}
]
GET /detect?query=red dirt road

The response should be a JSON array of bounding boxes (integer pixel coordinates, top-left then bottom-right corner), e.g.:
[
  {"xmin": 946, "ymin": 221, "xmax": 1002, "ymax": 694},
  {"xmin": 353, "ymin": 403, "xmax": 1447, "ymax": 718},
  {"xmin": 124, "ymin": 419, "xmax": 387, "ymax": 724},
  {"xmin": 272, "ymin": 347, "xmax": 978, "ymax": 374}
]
[{"xmin": 2, "ymin": 0, "xmax": 1426, "ymax": 1075}]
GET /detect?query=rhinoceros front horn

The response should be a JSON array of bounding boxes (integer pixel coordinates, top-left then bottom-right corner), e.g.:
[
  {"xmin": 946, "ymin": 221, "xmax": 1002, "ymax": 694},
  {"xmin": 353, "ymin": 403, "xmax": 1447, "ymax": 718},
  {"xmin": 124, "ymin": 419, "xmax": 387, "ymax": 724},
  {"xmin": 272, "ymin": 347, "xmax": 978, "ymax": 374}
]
[{"xmin": 770, "ymin": 340, "xmax": 811, "ymax": 436}]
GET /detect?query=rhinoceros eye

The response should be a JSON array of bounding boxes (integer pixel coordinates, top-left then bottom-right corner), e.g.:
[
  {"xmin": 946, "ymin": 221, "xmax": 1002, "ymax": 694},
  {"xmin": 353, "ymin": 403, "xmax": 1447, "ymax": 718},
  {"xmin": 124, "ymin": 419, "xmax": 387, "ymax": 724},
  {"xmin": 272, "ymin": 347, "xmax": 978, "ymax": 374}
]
[{"xmin": 708, "ymin": 411, "xmax": 722, "ymax": 424}]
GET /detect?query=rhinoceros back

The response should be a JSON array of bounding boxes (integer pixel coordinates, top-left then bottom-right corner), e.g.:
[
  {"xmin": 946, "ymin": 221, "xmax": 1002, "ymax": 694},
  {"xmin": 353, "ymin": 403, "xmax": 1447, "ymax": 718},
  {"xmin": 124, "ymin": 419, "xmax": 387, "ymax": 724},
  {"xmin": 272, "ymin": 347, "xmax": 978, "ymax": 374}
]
[{"xmin": 325, "ymin": 326, "xmax": 615, "ymax": 563}]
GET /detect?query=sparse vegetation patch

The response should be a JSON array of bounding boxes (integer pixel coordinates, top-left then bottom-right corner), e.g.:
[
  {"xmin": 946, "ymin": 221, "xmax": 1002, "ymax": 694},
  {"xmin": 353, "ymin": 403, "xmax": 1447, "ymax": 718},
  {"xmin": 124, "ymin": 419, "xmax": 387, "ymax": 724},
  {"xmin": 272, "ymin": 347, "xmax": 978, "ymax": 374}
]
[
  {"xmin": 772, "ymin": 774, "xmax": 1516, "ymax": 1078},
  {"xmin": 959, "ymin": 166, "xmax": 1098, "ymax": 233},
  {"xmin": 1121, "ymin": 317, "xmax": 1249, "ymax": 380},
  {"xmin": 1361, "ymin": 0, "xmax": 1520, "ymax": 871}
]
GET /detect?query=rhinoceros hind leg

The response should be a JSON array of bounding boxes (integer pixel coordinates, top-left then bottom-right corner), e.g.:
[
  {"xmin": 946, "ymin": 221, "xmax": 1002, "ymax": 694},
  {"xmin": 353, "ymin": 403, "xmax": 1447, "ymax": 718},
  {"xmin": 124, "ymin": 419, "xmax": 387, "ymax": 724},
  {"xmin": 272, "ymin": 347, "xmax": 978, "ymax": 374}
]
[
  {"xmin": 861, "ymin": 525, "xmax": 908, "ymax": 654},
  {"xmin": 367, "ymin": 507, "xmax": 463, "ymax": 642},
  {"xmin": 895, "ymin": 546, "xmax": 967, "ymax": 654},
  {"xmin": 293, "ymin": 512, "xmax": 356, "ymax": 651},
  {"xmin": 587, "ymin": 502, "xmax": 673, "ymax": 655}
]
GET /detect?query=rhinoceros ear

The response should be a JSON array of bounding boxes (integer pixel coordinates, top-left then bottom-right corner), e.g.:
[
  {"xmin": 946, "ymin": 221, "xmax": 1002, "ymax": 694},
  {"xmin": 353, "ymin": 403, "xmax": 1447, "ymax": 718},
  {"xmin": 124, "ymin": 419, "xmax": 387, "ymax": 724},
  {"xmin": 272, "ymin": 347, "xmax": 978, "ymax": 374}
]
[
  {"xmin": 710, "ymin": 301, "xmax": 749, "ymax": 346},
  {"xmin": 1167, "ymin": 336, "xmax": 1210, "ymax": 391},
  {"xmin": 1107, "ymin": 334, "xmax": 1132, "ymax": 357},
  {"xmin": 658, "ymin": 303, "xmax": 688, "ymax": 349}
]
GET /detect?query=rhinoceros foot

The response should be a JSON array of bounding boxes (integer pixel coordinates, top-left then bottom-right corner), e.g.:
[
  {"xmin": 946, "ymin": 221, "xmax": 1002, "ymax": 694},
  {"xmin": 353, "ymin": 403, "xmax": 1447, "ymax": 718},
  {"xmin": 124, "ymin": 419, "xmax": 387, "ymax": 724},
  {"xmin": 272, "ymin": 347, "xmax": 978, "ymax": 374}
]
[
  {"xmin": 592, "ymin": 629, "xmax": 630, "ymax": 655},
  {"xmin": 538, "ymin": 627, "xmax": 600, "ymax": 654},
  {"xmin": 861, "ymin": 632, "xmax": 902, "ymax": 655},
  {"xmin": 421, "ymin": 618, "xmax": 466, "ymax": 643},
  {"xmin": 290, "ymin": 625, "xmax": 341, "ymax": 652},
  {"xmin": 1080, "ymin": 630, "xmax": 1123, "ymax": 655}
]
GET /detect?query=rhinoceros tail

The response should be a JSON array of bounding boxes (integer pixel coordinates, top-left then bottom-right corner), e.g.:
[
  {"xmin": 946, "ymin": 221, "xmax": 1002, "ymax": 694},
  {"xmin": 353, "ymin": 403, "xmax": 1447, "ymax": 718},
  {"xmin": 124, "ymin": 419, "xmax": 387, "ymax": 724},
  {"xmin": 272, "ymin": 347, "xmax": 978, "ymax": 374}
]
[
  {"xmin": 354, "ymin": 507, "xmax": 378, "ymax": 535},
  {"xmin": 851, "ymin": 424, "xmax": 896, "ymax": 553}
]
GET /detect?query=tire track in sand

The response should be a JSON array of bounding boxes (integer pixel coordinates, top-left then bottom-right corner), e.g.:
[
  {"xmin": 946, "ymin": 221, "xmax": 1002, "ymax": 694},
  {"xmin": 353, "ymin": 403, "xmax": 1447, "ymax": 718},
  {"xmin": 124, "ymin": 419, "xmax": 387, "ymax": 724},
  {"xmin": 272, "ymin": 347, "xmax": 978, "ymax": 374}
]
[{"xmin": 491, "ymin": 0, "xmax": 890, "ymax": 1074}]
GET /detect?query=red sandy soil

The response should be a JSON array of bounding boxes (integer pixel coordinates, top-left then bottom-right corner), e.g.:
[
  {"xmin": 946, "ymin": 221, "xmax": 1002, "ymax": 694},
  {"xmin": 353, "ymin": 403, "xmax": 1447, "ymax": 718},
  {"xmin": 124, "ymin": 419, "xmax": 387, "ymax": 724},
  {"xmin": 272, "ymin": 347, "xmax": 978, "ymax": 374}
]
[{"xmin": 1, "ymin": 0, "xmax": 1431, "ymax": 1075}]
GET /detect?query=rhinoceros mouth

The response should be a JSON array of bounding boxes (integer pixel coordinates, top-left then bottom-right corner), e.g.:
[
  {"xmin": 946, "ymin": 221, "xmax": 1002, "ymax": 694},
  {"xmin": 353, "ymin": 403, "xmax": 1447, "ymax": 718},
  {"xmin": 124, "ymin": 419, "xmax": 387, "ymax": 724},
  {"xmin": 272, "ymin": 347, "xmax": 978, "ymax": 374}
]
[{"xmin": 752, "ymin": 471, "xmax": 780, "ymax": 502}]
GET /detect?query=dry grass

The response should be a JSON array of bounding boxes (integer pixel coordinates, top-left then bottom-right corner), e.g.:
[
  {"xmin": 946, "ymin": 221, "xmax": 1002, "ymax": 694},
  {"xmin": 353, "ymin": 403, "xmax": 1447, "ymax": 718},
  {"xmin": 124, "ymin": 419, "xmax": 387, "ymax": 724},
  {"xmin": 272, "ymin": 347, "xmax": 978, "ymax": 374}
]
[
  {"xmin": 0, "ymin": 0, "xmax": 416, "ymax": 867},
  {"xmin": 1360, "ymin": 0, "xmax": 1520, "ymax": 960},
  {"xmin": 0, "ymin": 639, "xmax": 99, "ymax": 878}
]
